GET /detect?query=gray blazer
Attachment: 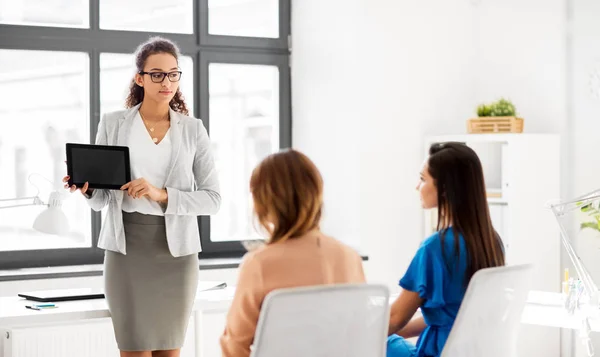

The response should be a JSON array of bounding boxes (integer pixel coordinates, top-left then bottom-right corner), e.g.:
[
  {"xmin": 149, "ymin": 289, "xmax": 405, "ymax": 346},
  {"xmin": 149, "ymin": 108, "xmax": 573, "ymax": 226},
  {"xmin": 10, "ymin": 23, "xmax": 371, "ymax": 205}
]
[{"xmin": 86, "ymin": 104, "xmax": 221, "ymax": 257}]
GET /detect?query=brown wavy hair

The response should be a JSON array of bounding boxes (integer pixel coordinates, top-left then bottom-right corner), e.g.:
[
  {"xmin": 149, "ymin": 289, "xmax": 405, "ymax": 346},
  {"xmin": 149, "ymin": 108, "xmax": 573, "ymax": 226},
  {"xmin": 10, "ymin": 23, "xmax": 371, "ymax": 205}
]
[
  {"xmin": 250, "ymin": 149, "xmax": 324, "ymax": 244},
  {"xmin": 125, "ymin": 36, "xmax": 189, "ymax": 115}
]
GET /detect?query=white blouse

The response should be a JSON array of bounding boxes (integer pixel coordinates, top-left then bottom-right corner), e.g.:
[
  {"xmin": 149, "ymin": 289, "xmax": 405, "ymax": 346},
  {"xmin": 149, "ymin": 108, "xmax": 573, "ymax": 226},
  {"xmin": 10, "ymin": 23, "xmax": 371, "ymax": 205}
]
[{"xmin": 121, "ymin": 112, "xmax": 172, "ymax": 216}]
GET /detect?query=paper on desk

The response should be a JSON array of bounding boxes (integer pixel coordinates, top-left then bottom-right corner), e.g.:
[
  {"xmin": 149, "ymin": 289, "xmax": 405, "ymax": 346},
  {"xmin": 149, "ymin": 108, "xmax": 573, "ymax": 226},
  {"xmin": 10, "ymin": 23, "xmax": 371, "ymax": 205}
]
[
  {"xmin": 198, "ymin": 286, "xmax": 235, "ymax": 301},
  {"xmin": 526, "ymin": 291, "xmax": 564, "ymax": 307},
  {"xmin": 197, "ymin": 281, "xmax": 227, "ymax": 292}
]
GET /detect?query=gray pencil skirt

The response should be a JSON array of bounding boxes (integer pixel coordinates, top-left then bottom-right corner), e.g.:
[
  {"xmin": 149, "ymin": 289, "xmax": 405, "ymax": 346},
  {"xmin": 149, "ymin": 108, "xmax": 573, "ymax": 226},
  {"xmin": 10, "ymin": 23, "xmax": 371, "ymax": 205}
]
[{"xmin": 103, "ymin": 211, "xmax": 199, "ymax": 351}]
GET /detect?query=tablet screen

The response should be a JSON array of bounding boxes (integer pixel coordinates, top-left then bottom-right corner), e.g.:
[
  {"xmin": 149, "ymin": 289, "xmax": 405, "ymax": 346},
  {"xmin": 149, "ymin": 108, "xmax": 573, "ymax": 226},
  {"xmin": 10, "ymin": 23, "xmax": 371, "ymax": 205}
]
[
  {"xmin": 66, "ymin": 143, "xmax": 131, "ymax": 190},
  {"xmin": 18, "ymin": 288, "xmax": 105, "ymax": 302}
]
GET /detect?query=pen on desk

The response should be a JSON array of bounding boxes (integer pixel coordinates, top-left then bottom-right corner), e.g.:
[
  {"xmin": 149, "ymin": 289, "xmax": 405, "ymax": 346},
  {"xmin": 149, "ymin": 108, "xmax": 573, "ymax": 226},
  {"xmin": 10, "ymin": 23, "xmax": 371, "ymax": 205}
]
[{"xmin": 25, "ymin": 303, "xmax": 57, "ymax": 311}]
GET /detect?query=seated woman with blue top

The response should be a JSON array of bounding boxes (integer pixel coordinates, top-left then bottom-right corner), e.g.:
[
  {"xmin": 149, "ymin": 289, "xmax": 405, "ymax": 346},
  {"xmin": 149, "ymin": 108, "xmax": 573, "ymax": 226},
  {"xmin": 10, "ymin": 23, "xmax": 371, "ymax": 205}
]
[{"xmin": 387, "ymin": 142, "xmax": 506, "ymax": 357}]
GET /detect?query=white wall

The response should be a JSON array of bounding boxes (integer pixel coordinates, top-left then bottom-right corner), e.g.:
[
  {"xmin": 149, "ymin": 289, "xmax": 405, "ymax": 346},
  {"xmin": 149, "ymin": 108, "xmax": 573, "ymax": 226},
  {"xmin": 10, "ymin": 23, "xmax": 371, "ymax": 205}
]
[
  {"xmin": 291, "ymin": 0, "xmax": 566, "ymax": 288},
  {"xmin": 571, "ymin": 1, "xmax": 600, "ymax": 195},
  {"xmin": 291, "ymin": 0, "xmax": 474, "ymax": 290},
  {"xmin": 472, "ymin": 0, "xmax": 567, "ymax": 134}
]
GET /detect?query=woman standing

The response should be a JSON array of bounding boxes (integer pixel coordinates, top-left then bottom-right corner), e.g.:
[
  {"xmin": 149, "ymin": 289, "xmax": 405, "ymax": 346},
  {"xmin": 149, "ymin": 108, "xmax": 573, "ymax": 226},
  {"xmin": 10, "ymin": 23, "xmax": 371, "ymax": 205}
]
[{"xmin": 64, "ymin": 37, "xmax": 220, "ymax": 357}]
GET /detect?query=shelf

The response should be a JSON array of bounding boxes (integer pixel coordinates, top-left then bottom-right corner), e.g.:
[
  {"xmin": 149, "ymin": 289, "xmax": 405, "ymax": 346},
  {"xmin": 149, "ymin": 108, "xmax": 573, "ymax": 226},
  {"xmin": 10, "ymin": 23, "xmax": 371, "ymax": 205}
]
[
  {"xmin": 486, "ymin": 188, "xmax": 506, "ymax": 205},
  {"xmin": 424, "ymin": 133, "xmax": 558, "ymax": 144},
  {"xmin": 487, "ymin": 197, "xmax": 509, "ymax": 205}
]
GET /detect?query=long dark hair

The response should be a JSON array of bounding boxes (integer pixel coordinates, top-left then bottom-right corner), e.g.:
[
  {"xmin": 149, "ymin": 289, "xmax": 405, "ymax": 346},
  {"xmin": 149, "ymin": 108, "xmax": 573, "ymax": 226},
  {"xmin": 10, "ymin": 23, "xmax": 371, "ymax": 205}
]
[
  {"xmin": 428, "ymin": 142, "xmax": 505, "ymax": 283},
  {"xmin": 125, "ymin": 36, "xmax": 189, "ymax": 115}
]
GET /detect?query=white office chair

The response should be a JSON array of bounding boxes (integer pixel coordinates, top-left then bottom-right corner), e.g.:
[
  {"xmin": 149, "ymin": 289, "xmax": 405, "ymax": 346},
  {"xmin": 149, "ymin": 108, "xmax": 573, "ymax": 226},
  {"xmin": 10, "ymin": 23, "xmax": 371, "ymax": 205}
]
[
  {"xmin": 441, "ymin": 264, "xmax": 534, "ymax": 357},
  {"xmin": 249, "ymin": 283, "xmax": 390, "ymax": 357}
]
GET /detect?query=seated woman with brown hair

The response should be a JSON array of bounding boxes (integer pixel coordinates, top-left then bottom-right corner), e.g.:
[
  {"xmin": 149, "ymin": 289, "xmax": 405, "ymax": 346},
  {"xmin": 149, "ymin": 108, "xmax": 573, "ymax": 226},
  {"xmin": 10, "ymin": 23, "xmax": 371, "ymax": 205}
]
[{"xmin": 219, "ymin": 149, "xmax": 366, "ymax": 357}]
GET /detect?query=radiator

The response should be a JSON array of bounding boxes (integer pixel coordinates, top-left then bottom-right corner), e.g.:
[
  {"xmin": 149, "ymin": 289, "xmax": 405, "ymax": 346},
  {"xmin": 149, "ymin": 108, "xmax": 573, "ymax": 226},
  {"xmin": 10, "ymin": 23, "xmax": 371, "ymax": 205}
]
[
  {"xmin": 1, "ymin": 318, "xmax": 197, "ymax": 357},
  {"xmin": 2, "ymin": 319, "xmax": 118, "ymax": 357}
]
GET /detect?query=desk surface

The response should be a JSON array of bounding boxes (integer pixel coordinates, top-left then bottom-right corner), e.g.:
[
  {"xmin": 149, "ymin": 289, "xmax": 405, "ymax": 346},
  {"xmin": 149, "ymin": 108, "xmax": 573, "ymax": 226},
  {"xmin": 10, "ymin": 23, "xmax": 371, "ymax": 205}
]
[
  {"xmin": 523, "ymin": 291, "xmax": 600, "ymax": 331},
  {"xmin": 1, "ymin": 287, "xmax": 598, "ymax": 332},
  {"xmin": 0, "ymin": 281, "xmax": 234, "ymax": 327}
]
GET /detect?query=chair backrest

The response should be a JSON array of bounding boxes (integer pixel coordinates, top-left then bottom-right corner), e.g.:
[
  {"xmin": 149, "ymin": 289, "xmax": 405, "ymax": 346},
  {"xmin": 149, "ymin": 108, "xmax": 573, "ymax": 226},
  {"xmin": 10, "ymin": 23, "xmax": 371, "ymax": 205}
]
[
  {"xmin": 441, "ymin": 264, "xmax": 533, "ymax": 357},
  {"xmin": 249, "ymin": 283, "xmax": 390, "ymax": 357}
]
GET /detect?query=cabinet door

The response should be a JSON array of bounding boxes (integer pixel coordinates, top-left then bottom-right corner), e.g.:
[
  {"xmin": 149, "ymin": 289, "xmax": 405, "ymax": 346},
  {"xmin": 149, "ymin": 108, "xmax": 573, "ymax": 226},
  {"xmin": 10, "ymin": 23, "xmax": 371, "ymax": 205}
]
[
  {"xmin": 197, "ymin": 310, "xmax": 227, "ymax": 357},
  {"xmin": 489, "ymin": 204, "xmax": 509, "ymax": 257}
]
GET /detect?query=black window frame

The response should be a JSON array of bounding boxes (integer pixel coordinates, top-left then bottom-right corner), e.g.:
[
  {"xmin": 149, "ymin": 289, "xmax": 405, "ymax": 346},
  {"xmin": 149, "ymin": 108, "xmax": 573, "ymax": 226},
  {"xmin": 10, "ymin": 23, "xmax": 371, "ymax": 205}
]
[{"xmin": 0, "ymin": 0, "xmax": 292, "ymax": 269}]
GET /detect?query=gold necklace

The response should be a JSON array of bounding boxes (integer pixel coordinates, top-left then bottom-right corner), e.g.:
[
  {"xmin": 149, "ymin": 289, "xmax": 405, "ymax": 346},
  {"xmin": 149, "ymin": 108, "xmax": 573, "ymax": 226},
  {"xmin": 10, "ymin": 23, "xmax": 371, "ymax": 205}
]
[{"xmin": 140, "ymin": 112, "xmax": 168, "ymax": 143}]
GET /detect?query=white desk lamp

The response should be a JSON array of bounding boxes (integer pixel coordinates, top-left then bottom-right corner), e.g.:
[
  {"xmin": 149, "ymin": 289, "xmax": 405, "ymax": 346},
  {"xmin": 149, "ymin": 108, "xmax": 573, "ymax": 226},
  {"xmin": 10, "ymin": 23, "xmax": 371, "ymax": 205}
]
[{"xmin": 0, "ymin": 175, "xmax": 69, "ymax": 235}]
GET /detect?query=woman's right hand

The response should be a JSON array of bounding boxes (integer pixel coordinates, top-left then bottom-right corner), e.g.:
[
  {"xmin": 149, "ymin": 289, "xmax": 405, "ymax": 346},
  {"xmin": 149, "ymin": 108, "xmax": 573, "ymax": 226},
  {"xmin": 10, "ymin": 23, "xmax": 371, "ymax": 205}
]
[{"xmin": 62, "ymin": 175, "xmax": 92, "ymax": 196}]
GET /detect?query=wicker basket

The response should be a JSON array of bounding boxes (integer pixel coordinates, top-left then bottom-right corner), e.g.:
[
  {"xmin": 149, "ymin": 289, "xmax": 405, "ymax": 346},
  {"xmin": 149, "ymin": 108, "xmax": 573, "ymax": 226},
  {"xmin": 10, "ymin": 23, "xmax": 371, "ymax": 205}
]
[{"xmin": 467, "ymin": 116, "xmax": 524, "ymax": 134}]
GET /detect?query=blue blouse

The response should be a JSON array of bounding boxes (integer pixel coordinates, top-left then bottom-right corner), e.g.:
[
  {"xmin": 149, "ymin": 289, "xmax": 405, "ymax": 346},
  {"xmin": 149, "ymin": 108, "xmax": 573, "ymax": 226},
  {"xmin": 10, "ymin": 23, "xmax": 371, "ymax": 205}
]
[{"xmin": 400, "ymin": 228, "xmax": 468, "ymax": 357}]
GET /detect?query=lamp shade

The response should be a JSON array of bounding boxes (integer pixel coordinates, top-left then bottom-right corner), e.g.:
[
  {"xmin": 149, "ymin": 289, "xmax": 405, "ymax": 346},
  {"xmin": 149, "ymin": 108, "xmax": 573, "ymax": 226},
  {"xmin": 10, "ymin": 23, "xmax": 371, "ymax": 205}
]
[{"xmin": 32, "ymin": 191, "xmax": 69, "ymax": 235}]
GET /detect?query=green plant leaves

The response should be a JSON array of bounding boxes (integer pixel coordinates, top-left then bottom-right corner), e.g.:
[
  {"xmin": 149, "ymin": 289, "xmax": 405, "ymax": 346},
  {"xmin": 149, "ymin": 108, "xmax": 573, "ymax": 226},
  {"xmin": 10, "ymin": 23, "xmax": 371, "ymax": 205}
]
[
  {"xmin": 578, "ymin": 200, "xmax": 600, "ymax": 232},
  {"xmin": 477, "ymin": 104, "xmax": 492, "ymax": 117},
  {"xmin": 581, "ymin": 221, "xmax": 600, "ymax": 232},
  {"xmin": 475, "ymin": 98, "xmax": 517, "ymax": 117}
]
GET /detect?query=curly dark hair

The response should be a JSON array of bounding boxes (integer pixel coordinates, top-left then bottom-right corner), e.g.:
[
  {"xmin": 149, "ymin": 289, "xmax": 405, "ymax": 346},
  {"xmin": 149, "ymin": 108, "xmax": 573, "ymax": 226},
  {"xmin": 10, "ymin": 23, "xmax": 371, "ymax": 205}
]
[{"xmin": 125, "ymin": 36, "xmax": 189, "ymax": 116}]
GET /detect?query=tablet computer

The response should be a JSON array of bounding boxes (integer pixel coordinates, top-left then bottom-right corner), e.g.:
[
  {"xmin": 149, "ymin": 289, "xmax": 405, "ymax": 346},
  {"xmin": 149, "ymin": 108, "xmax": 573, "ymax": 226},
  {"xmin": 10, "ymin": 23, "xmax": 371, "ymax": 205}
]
[
  {"xmin": 66, "ymin": 143, "xmax": 131, "ymax": 190},
  {"xmin": 18, "ymin": 288, "xmax": 105, "ymax": 302}
]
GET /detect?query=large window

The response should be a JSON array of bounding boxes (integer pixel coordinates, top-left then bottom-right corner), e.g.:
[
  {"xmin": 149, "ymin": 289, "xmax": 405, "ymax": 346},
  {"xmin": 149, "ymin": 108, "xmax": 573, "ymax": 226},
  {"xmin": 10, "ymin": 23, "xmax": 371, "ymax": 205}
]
[
  {"xmin": 209, "ymin": 62, "xmax": 280, "ymax": 242},
  {"xmin": 208, "ymin": 0, "xmax": 279, "ymax": 38},
  {"xmin": 0, "ymin": 0, "xmax": 291, "ymax": 269},
  {"xmin": 0, "ymin": 0, "xmax": 89, "ymax": 28},
  {"xmin": 0, "ymin": 50, "xmax": 91, "ymax": 252}
]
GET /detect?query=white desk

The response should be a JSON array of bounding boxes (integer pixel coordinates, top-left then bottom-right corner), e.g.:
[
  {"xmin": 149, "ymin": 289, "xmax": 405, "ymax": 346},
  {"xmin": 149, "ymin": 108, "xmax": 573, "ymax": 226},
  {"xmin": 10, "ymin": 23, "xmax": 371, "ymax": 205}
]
[
  {"xmin": 2, "ymin": 288, "xmax": 592, "ymax": 328},
  {"xmin": 0, "ymin": 288, "xmax": 597, "ymax": 357},
  {"xmin": 0, "ymin": 282, "xmax": 234, "ymax": 327},
  {"xmin": 522, "ymin": 291, "xmax": 600, "ymax": 331},
  {"xmin": 0, "ymin": 287, "xmax": 234, "ymax": 327}
]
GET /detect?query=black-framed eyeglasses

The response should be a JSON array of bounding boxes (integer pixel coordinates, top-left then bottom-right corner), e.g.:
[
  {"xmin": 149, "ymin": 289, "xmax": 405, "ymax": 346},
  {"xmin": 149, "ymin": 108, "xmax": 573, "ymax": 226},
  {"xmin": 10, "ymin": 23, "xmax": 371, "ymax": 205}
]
[{"xmin": 139, "ymin": 71, "xmax": 182, "ymax": 83}]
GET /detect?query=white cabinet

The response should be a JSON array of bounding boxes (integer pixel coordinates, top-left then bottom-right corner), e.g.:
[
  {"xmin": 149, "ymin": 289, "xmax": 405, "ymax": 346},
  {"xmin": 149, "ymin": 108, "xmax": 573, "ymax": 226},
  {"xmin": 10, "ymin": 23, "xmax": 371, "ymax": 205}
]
[{"xmin": 424, "ymin": 134, "xmax": 561, "ymax": 357}]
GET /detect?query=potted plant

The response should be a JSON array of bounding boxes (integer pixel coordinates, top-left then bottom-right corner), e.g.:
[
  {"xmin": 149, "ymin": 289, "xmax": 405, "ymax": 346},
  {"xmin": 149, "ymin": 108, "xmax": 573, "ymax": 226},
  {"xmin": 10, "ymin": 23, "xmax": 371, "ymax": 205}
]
[
  {"xmin": 578, "ymin": 201, "xmax": 600, "ymax": 233},
  {"xmin": 468, "ymin": 98, "xmax": 524, "ymax": 134}
]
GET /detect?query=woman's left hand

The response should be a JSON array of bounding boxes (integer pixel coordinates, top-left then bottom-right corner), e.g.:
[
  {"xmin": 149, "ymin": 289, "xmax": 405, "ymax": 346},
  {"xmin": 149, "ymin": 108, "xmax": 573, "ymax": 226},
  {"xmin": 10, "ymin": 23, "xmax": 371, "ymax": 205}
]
[{"xmin": 121, "ymin": 178, "xmax": 167, "ymax": 203}]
